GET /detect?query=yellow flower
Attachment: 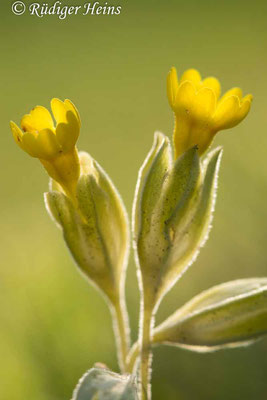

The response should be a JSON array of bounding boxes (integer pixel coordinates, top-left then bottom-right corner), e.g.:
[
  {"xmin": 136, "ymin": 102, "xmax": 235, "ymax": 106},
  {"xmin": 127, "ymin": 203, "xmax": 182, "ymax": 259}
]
[
  {"xmin": 10, "ymin": 98, "xmax": 81, "ymax": 199},
  {"xmin": 167, "ymin": 67, "xmax": 253, "ymax": 158}
]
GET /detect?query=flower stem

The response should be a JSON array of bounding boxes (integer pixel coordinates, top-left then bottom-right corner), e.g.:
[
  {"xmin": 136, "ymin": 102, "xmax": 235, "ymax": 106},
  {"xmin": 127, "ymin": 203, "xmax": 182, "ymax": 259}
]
[
  {"xmin": 111, "ymin": 293, "xmax": 130, "ymax": 373},
  {"xmin": 126, "ymin": 341, "xmax": 140, "ymax": 373},
  {"xmin": 140, "ymin": 299, "xmax": 154, "ymax": 400}
]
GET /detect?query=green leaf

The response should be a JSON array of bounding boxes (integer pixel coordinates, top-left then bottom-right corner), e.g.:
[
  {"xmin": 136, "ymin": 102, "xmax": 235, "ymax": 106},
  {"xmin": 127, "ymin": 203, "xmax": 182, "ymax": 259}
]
[
  {"xmin": 153, "ymin": 278, "xmax": 267, "ymax": 352},
  {"xmin": 72, "ymin": 368, "xmax": 139, "ymax": 400}
]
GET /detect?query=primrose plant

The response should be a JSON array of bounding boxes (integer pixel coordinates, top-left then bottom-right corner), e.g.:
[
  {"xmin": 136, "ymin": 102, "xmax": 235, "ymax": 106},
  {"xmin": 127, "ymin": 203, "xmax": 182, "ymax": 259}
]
[{"xmin": 11, "ymin": 68, "xmax": 267, "ymax": 400}]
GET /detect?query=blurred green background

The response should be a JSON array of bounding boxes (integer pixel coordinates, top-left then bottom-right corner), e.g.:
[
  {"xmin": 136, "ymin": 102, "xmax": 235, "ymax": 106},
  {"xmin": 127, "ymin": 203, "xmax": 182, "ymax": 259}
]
[{"xmin": 1, "ymin": 0, "xmax": 267, "ymax": 398}]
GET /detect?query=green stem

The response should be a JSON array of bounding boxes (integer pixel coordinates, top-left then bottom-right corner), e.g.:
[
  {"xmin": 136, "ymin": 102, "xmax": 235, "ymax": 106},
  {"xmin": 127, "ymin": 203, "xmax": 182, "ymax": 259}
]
[
  {"xmin": 140, "ymin": 300, "xmax": 154, "ymax": 400},
  {"xmin": 126, "ymin": 341, "xmax": 140, "ymax": 373},
  {"xmin": 127, "ymin": 338, "xmax": 162, "ymax": 374},
  {"xmin": 111, "ymin": 293, "xmax": 130, "ymax": 373}
]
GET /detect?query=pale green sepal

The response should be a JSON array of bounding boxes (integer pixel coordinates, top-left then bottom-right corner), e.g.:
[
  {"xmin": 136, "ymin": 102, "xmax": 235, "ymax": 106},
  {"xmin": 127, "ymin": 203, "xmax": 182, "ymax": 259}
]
[
  {"xmin": 133, "ymin": 131, "xmax": 172, "ymax": 242},
  {"xmin": 133, "ymin": 133, "xmax": 222, "ymax": 309},
  {"xmin": 160, "ymin": 146, "xmax": 200, "ymax": 225},
  {"xmin": 72, "ymin": 368, "xmax": 139, "ymax": 400},
  {"xmin": 76, "ymin": 154, "xmax": 130, "ymax": 296},
  {"xmin": 45, "ymin": 189, "xmax": 63, "ymax": 228},
  {"xmin": 153, "ymin": 278, "xmax": 267, "ymax": 351},
  {"xmin": 45, "ymin": 191, "xmax": 113, "ymax": 298},
  {"xmin": 165, "ymin": 148, "xmax": 222, "ymax": 273},
  {"xmin": 45, "ymin": 153, "xmax": 129, "ymax": 302},
  {"xmin": 132, "ymin": 131, "xmax": 172, "ymax": 305},
  {"xmin": 154, "ymin": 146, "xmax": 202, "ymax": 304}
]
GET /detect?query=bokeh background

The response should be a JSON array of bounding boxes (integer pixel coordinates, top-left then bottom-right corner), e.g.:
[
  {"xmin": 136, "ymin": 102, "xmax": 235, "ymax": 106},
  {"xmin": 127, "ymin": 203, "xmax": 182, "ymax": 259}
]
[{"xmin": 1, "ymin": 0, "xmax": 267, "ymax": 398}]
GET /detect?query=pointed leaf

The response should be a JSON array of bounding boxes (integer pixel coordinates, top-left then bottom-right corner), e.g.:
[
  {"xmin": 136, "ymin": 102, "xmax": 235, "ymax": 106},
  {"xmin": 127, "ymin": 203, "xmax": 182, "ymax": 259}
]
[{"xmin": 153, "ymin": 278, "xmax": 267, "ymax": 352}]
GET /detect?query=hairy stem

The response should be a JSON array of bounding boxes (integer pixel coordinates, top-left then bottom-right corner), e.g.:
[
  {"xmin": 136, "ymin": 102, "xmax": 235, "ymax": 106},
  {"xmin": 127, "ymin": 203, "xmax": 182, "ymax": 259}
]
[
  {"xmin": 111, "ymin": 293, "xmax": 131, "ymax": 373},
  {"xmin": 126, "ymin": 341, "xmax": 140, "ymax": 373},
  {"xmin": 139, "ymin": 299, "xmax": 154, "ymax": 400}
]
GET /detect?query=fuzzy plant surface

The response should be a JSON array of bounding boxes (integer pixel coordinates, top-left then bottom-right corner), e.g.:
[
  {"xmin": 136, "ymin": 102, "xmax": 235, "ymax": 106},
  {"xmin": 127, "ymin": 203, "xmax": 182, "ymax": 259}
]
[{"xmin": 11, "ymin": 68, "xmax": 267, "ymax": 400}]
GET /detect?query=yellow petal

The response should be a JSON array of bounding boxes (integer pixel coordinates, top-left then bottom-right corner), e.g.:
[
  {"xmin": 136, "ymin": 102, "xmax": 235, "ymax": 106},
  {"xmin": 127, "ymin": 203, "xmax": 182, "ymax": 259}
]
[
  {"xmin": 167, "ymin": 67, "xmax": 179, "ymax": 108},
  {"xmin": 37, "ymin": 129, "xmax": 61, "ymax": 158},
  {"xmin": 51, "ymin": 98, "xmax": 80, "ymax": 126},
  {"xmin": 213, "ymin": 95, "xmax": 252, "ymax": 130},
  {"xmin": 10, "ymin": 121, "xmax": 26, "ymax": 152},
  {"xmin": 202, "ymin": 77, "xmax": 221, "ymax": 99},
  {"xmin": 51, "ymin": 98, "xmax": 68, "ymax": 124},
  {"xmin": 242, "ymin": 94, "xmax": 253, "ymax": 104},
  {"xmin": 21, "ymin": 131, "xmax": 41, "ymax": 158},
  {"xmin": 51, "ymin": 98, "xmax": 80, "ymax": 151},
  {"xmin": 21, "ymin": 106, "xmax": 54, "ymax": 133},
  {"xmin": 10, "ymin": 123, "xmax": 43, "ymax": 158},
  {"xmin": 238, "ymin": 95, "xmax": 253, "ymax": 122},
  {"xmin": 175, "ymin": 82, "xmax": 216, "ymax": 121},
  {"xmin": 180, "ymin": 69, "xmax": 202, "ymax": 89},
  {"xmin": 55, "ymin": 111, "xmax": 80, "ymax": 152},
  {"xmin": 21, "ymin": 129, "xmax": 60, "ymax": 159},
  {"xmin": 174, "ymin": 81, "xmax": 196, "ymax": 112},
  {"xmin": 65, "ymin": 99, "xmax": 81, "ymax": 127},
  {"xmin": 195, "ymin": 87, "xmax": 217, "ymax": 119},
  {"xmin": 173, "ymin": 84, "xmax": 216, "ymax": 157},
  {"xmin": 218, "ymin": 87, "xmax": 243, "ymax": 105}
]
